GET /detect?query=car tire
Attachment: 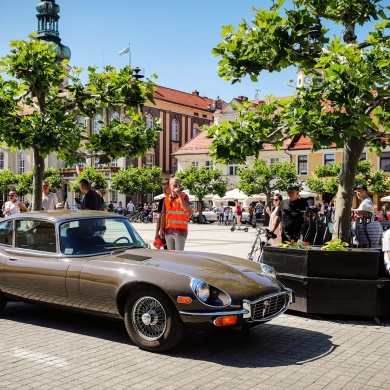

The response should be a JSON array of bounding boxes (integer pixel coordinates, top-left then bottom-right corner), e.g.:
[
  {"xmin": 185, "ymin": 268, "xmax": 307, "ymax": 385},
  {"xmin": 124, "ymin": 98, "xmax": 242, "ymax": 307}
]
[
  {"xmin": 201, "ymin": 215, "xmax": 206, "ymax": 223},
  {"xmin": 124, "ymin": 288, "xmax": 185, "ymax": 352},
  {"xmin": 0, "ymin": 291, "xmax": 7, "ymax": 313}
]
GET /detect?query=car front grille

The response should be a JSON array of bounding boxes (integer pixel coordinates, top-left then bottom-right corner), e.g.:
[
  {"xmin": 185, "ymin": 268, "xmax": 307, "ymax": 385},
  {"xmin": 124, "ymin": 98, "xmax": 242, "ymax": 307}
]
[{"xmin": 251, "ymin": 292, "xmax": 289, "ymax": 321}]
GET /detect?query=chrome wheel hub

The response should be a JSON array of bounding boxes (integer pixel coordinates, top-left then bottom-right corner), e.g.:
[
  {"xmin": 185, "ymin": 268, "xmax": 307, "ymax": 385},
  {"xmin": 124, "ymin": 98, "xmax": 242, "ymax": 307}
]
[{"xmin": 132, "ymin": 296, "xmax": 167, "ymax": 341}]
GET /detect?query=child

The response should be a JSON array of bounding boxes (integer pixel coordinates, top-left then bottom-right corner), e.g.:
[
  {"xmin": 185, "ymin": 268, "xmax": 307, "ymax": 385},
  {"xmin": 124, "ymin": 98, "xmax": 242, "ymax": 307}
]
[
  {"xmin": 224, "ymin": 207, "xmax": 230, "ymax": 225},
  {"xmin": 228, "ymin": 209, "xmax": 234, "ymax": 225}
]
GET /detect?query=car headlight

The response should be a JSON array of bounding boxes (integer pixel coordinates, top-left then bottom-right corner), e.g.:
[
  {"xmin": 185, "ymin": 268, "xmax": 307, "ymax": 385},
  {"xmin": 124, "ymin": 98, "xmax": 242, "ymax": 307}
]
[
  {"xmin": 191, "ymin": 278, "xmax": 210, "ymax": 303},
  {"xmin": 260, "ymin": 263, "xmax": 277, "ymax": 279}
]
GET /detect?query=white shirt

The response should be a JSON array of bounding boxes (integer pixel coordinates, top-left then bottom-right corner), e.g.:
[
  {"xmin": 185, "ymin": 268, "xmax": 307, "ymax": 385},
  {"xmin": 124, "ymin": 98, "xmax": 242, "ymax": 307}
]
[
  {"xmin": 127, "ymin": 202, "xmax": 135, "ymax": 212},
  {"xmin": 42, "ymin": 192, "xmax": 58, "ymax": 210},
  {"xmin": 382, "ymin": 229, "xmax": 390, "ymax": 273},
  {"xmin": 4, "ymin": 200, "xmax": 21, "ymax": 215}
]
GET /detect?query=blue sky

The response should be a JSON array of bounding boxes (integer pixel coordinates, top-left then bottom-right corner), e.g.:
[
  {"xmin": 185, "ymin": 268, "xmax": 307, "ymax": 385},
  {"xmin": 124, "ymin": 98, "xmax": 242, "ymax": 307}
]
[{"xmin": 0, "ymin": 0, "xmax": 379, "ymax": 102}]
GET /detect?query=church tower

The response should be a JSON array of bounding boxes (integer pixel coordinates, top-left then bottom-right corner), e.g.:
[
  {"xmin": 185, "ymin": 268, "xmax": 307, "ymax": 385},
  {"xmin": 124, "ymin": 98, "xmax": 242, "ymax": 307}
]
[{"xmin": 36, "ymin": 0, "xmax": 71, "ymax": 62}]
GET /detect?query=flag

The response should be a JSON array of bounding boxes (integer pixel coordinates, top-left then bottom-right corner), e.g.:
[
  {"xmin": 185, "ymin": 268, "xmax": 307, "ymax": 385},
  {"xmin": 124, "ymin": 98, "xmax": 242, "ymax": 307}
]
[
  {"xmin": 75, "ymin": 164, "xmax": 83, "ymax": 175},
  {"xmin": 118, "ymin": 46, "xmax": 130, "ymax": 56}
]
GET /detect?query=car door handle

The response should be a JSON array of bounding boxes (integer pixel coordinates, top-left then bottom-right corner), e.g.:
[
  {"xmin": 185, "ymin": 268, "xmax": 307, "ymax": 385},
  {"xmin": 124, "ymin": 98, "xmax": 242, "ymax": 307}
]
[{"xmin": 8, "ymin": 257, "xmax": 18, "ymax": 261}]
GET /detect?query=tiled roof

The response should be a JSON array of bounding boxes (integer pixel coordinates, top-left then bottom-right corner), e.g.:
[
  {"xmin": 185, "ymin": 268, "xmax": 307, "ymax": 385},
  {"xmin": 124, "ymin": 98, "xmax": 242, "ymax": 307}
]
[
  {"xmin": 153, "ymin": 85, "xmax": 225, "ymax": 111},
  {"xmin": 173, "ymin": 130, "xmax": 212, "ymax": 156}
]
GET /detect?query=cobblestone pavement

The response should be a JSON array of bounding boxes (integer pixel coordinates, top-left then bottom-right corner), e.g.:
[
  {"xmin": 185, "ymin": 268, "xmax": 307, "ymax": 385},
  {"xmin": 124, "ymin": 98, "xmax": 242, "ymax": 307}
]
[{"xmin": 1, "ymin": 222, "xmax": 389, "ymax": 390}]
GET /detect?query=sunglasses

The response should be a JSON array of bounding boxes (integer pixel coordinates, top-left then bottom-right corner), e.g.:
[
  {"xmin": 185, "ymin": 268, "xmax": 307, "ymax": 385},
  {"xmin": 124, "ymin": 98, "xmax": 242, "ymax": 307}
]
[
  {"xmin": 43, "ymin": 185, "xmax": 49, "ymax": 187},
  {"xmin": 8, "ymin": 194, "xmax": 15, "ymax": 197},
  {"xmin": 273, "ymin": 199, "xmax": 280, "ymax": 201}
]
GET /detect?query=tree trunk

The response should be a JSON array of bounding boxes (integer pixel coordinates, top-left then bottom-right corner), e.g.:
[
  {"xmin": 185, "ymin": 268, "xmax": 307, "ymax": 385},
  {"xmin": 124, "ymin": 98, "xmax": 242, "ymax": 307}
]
[
  {"xmin": 333, "ymin": 136, "xmax": 366, "ymax": 242},
  {"xmin": 32, "ymin": 148, "xmax": 45, "ymax": 211}
]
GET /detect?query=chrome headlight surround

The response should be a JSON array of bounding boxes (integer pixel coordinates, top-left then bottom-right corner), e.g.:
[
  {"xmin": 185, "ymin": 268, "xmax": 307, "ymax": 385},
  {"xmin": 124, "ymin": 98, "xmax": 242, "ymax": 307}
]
[
  {"xmin": 190, "ymin": 278, "xmax": 210, "ymax": 303},
  {"xmin": 190, "ymin": 278, "xmax": 232, "ymax": 307},
  {"xmin": 259, "ymin": 263, "xmax": 277, "ymax": 279}
]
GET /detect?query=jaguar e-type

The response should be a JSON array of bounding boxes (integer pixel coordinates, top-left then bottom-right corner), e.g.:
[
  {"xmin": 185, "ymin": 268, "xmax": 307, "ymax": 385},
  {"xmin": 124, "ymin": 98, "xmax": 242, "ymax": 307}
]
[{"xmin": 0, "ymin": 211, "xmax": 293, "ymax": 352}]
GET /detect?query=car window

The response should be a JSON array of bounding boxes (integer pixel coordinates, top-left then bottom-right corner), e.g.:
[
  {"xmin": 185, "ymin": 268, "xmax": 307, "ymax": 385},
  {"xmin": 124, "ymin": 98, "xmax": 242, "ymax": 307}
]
[
  {"xmin": 15, "ymin": 220, "xmax": 57, "ymax": 253},
  {"xmin": 0, "ymin": 220, "xmax": 13, "ymax": 246},
  {"xmin": 59, "ymin": 217, "xmax": 146, "ymax": 255}
]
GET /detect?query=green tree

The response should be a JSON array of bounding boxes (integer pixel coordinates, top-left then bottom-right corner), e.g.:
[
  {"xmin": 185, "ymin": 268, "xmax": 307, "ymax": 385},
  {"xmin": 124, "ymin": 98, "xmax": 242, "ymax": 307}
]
[
  {"xmin": 306, "ymin": 161, "xmax": 390, "ymax": 195},
  {"xmin": 176, "ymin": 165, "xmax": 228, "ymax": 220},
  {"xmin": 0, "ymin": 170, "xmax": 18, "ymax": 201},
  {"xmin": 209, "ymin": 0, "xmax": 390, "ymax": 241},
  {"xmin": 237, "ymin": 159, "xmax": 299, "ymax": 204},
  {"xmin": 70, "ymin": 167, "xmax": 108, "ymax": 195},
  {"xmin": 0, "ymin": 35, "xmax": 161, "ymax": 211},
  {"xmin": 111, "ymin": 166, "xmax": 162, "ymax": 202}
]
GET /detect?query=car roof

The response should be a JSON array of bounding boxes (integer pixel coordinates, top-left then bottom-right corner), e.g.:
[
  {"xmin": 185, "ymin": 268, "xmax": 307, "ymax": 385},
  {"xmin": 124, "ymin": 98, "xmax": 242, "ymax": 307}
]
[{"xmin": 4, "ymin": 210, "xmax": 121, "ymax": 223}]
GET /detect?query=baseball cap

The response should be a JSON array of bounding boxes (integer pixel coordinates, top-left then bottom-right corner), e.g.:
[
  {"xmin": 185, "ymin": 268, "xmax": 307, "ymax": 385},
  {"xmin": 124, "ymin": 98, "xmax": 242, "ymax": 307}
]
[
  {"xmin": 353, "ymin": 203, "xmax": 374, "ymax": 214},
  {"xmin": 355, "ymin": 184, "xmax": 368, "ymax": 191}
]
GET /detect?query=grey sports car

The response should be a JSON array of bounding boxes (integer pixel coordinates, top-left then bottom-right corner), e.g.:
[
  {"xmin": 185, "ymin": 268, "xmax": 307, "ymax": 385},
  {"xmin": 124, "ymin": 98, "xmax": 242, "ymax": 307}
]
[{"xmin": 0, "ymin": 211, "xmax": 293, "ymax": 352}]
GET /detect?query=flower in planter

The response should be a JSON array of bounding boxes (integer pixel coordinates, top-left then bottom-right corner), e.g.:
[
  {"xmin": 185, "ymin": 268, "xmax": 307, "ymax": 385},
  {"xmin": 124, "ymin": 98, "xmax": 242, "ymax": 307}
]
[
  {"xmin": 278, "ymin": 240, "xmax": 311, "ymax": 250},
  {"xmin": 321, "ymin": 238, "xmax": 349, "ymax": 251}
]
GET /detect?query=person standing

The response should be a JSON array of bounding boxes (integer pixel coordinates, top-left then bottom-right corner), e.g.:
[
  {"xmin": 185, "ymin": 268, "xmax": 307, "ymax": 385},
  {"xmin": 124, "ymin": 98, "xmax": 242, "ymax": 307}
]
[
  {"xmin": 218, "ymin": 203, "xmax": 225, "ymax": 225},
  {"xmin": 351, "ymin": 203, "xmax": 382, "ymax": 247},
  {"xmin": 127, "ymin": 200, "xmax": 135, "ymax": 214},
  {"xmin": 3, "ymin": 191, "xmax": 28, "ymax": 216},
  {"xmin": 234, "ymin": 199, "xmax": 243, "ymax": 230},
  {"xmin": 155, "ymin": 179, "xmax": 170, "ymax": 249},
  {"xmin": 255, "ymin": 200, "xmax": 264, "ymax": 220},
  {"xmin": 355, "ymin": 184, "xmax": 373, "ymax": 206},
  {"xmin": 42, "ymin": 180, "xmax": 58, "ymax": 210},
  {"xmin": 266, "ymin": 194, "xmax": 283, "ymax": 244},
  {"xmin": 79, "ymin": 179, "xmax": 102, "ymax": 211},
  {"xmin": 269, "ymin": 184, "xmax": 308, "ymax": 242},
  {"xmin": 160, "ymin": 177, "xmax": 191, "ymax": 250}
]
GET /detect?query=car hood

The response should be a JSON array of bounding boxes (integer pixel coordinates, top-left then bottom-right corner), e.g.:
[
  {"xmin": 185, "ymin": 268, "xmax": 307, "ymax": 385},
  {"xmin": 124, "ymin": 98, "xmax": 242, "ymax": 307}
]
[{"xmin": 109, "ymin": 248, "xmax": 283, "ymax": 297}]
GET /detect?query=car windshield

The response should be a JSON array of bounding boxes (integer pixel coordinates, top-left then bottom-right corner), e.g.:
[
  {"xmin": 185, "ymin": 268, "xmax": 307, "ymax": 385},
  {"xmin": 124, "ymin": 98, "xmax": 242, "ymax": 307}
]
[{"xmin": 59, "ymin": 217, "xmax": 146, "ymax": 255}]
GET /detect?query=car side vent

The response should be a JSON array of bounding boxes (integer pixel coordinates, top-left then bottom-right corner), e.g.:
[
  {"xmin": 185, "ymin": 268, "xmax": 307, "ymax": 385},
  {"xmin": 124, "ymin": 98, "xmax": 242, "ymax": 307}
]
[{"xmin": 116, "ymin": 254, "xmax": 151, "ymax": 262}]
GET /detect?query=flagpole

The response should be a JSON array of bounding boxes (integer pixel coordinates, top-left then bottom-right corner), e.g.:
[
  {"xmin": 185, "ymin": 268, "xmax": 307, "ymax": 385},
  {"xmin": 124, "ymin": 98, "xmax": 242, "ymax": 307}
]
[{"xmin": 128, "ymin": 42, "xmax": 131, "ymax": 67}]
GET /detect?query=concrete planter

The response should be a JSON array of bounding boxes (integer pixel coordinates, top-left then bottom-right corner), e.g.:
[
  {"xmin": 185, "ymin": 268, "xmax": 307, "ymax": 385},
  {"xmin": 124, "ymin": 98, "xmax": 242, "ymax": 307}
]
[{"xmin": 263, "ymin": 246, "xmax": 390, "ymax": 318}]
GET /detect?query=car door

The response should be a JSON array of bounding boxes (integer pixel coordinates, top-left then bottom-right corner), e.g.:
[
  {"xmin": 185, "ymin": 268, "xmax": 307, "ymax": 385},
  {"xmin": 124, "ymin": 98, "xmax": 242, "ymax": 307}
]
[
  {"xmin": 4, "ymin": 219, "xmax": 70, "ymax": 303},
  {"xmin": 0, "ymin": 219, "xmax": 13, "ymax": 290}
]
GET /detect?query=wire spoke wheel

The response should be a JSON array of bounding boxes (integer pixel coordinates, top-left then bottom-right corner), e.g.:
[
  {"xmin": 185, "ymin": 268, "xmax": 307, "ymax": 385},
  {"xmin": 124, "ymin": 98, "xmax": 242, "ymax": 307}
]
[{"xmin": 132, "ymin": 296, "xmax": 167, "ymax": 341}]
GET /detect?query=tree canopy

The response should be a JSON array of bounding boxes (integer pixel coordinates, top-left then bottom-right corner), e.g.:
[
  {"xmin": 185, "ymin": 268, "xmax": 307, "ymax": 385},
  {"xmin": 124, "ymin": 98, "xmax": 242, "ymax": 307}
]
[
  {"xmin": 176, "ymin": 165, "xmax": 228, "ymax": 217},
  {"xmin": 110, "ymin": 166, "xmax": 162, "ymax": 200},
  {"xmin": 209, "ymin": 0, "xmax": 390, "ymax": 241},
  {"xmin": 237, "ymin": 159, "xmax": 299, "ymax": 204},
  {"xmin": 0, "ymin": 35, "xmax": 161, "ymax": 211}
]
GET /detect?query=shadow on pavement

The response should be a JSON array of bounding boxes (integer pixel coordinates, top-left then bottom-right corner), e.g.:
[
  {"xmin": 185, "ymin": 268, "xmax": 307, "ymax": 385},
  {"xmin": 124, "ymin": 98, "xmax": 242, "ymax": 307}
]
[{"xmin": 3, "ymin": 302, "xmax": 339, "ymax": 367}]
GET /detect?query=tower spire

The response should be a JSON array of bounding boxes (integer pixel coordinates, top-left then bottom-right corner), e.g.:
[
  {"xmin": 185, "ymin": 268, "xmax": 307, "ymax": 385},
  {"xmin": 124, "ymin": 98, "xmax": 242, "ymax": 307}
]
[{"xmin": 36, "ymin": 0, "xmax": 71, "ymax": 62}]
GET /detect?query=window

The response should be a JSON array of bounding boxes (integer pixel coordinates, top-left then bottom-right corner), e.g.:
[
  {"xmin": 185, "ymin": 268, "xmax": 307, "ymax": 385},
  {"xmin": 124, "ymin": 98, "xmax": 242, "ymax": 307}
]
[
  {"xmin": 270, "ymin": 157, "xmax": 279, "ymax": 165},
  {"xmin": 19, "ymin": 152, "xmax": 25, "ymax": 174},
  {"xmin": 0, "ymin": 220, "xmax": 12, "ymax": 246},
  {"xmin": 380, "ymin": 152, "xmax": 390, "ymax": 172},
  {"xmin": 298, "ymin": 155, "xmax": 308, "ymax": 174},
  {"xmin": 0, "ymin": 152, "xmax": 4, "ymax": 170},
  {"xmin": 146, "ymin": 155, "xmax": 154, "ymax": 168},
  {"xmin": 15, "ymin": 220, "xmax": 56, "ymax": 253},
  {"xmin": 110, "ymin": 159, "xmax": 118, "ymax": 167},
  {"xmin": 171, "ymin": 158, "xmax": 178, "ymax": 174},
  {"xmin": 110, "ymin": 190, "xmax": 118, "ymax": 203},
  {"xmin": 192, "ymin": 161, "xmax": 199, "ymax": 168},
  {"xmin": 171, "ymin": 119, "xmax": 179, "ymax": 141},
  {"xmin": 192, "ymin": 123, "xmax": 199, "ymax": 138},
  {"xmin": 205, "ymin": 161, "xmax": 214, "ymax": 170},
  {"xmin": 94, "ymin": 157, "xmax": 103, "ymax": 168},
  {"xmin": 77, "ymin": 116, "xmax": 86, "ymax": 129},
  {"xmin": 228, "ymin": 164, "xmax": 239, "ymax": 175},
  {"xmin": 111, "ymin": 112, "xmax": 119, "ymax": 122},
  {"xmin": 360, "ymin": 153, "xmax": 367, "ymax": 161},
  {"xmin": 146, "ymin": 114, "xmax": 154, "ymax": 129},
  {"xmin": 93, "ymin": 114, "xmax": 103, "ymax": 134},
  {"xmin": 324, "ymin": 154, "xmax": 335, "ymax": 165}
]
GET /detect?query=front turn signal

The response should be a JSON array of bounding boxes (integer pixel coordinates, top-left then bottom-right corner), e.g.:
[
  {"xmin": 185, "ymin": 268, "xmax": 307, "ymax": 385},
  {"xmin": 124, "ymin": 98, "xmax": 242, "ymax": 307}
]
[
  {"xmin": 177, "ymin": 296, "xmax": 192, "ymax": 304},
  {"xmin": 213, "ymin": 315, "xmax": 238, "ymax": 327}
]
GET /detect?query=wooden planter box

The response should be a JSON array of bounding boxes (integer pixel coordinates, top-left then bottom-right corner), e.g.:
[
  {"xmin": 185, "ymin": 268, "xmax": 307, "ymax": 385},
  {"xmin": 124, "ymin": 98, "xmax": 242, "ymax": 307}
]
[{"xmin": 263, "ymin": 246, "xmax": 390, "ymax": 318}]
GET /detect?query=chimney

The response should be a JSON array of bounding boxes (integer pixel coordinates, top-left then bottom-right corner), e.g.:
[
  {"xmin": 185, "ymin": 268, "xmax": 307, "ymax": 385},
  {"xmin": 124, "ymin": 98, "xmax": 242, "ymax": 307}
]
[
  {"xmin": 237, "ymin": 96, "xmax": 248, "ymax": 102},
  {"xmin": 192, "ymin": 90, "xmax": 199, "ymax": 96}
]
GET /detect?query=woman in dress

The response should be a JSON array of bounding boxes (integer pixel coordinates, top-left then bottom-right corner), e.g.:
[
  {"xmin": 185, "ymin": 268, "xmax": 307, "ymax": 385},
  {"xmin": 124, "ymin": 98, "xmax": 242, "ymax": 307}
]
[
  {"xmin": 266, "ymin": 194, "xmax": 283, "ymax": 244},
  {"xmin": 3, "ymin": 191, "xmax": 28, "ymax": 216}
]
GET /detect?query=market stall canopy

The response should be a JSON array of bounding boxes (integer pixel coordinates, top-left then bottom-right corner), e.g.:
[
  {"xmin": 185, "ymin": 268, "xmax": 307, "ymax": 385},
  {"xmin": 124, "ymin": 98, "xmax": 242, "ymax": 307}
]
[
  {"xmin": 299, "ymin": 190, "xmax": 317, "ymax": 198},
  {"xmin": 381, "ymin": 195, "xmax": 390, "ymax": 202},
  {"xmin": 212, "ymin": 188, "xmax": 248, "ymax": 202}
]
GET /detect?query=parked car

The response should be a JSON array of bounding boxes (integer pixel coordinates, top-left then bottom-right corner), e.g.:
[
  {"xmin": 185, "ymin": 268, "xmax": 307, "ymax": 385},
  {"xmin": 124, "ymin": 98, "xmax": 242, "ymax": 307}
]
[
  {"xmin": 0, "ymin": 210, "xmax": 294, "ymax": 352},
  {"xmin": 191, "ymin": 208, "xmax": 218, "ymax": 223}
]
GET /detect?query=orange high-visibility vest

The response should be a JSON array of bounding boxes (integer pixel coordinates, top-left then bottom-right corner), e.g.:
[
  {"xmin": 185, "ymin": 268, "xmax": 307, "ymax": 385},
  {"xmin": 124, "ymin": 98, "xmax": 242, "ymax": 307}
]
[{"xmin": 164, "ymin": 194, "xmax": 189, "ymax": 230}]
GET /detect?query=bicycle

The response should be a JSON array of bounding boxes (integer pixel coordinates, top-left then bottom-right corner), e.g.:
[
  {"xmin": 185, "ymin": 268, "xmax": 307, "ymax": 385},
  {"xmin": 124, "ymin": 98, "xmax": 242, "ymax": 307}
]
[{"xmin": 246, "ymin": 227, "xmax": 276, "ymax": 262}]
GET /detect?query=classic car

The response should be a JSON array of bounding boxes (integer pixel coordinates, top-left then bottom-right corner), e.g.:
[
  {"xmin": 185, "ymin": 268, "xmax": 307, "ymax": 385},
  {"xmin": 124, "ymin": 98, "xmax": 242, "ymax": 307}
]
[
  {"xmin": 0, "ymin": 210, "xmax": 293, "ymax": 352},
  {"xmin": 190, "ymin": 208, "xmax": 218, "ymax": 223}
]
